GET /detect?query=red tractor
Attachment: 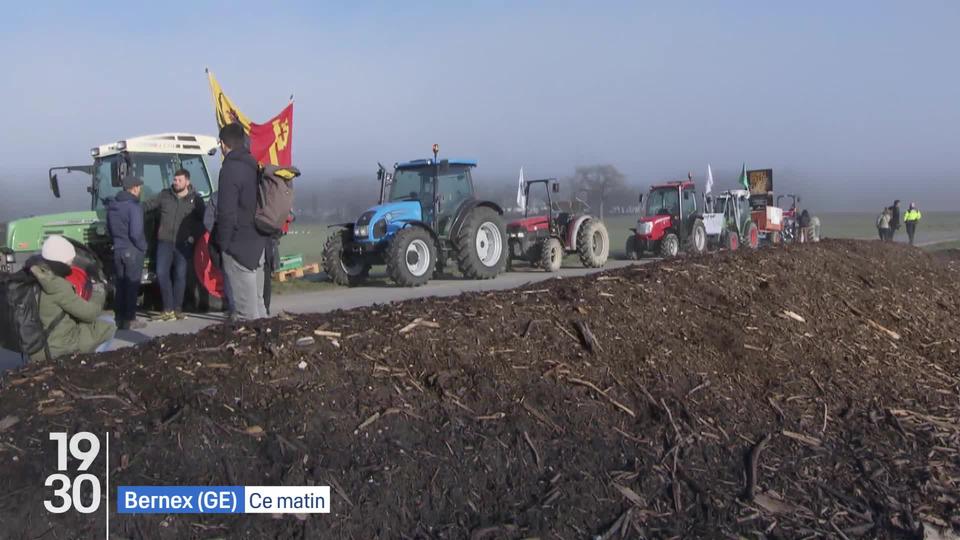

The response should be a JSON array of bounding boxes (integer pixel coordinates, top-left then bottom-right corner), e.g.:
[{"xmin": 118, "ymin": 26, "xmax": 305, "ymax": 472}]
[
  {"xmin": 506, "ymin": 178, "xmax": 609, "ymax": 271},
  {"xmin": 625, "ymin": 181, "xmax": 708, "ymax": 258}
]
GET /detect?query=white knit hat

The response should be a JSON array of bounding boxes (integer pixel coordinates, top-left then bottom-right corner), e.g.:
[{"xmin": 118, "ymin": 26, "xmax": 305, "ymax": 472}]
[{"xmin": 41, "ymin": 235, "xmax": 76, "ymax": 265}]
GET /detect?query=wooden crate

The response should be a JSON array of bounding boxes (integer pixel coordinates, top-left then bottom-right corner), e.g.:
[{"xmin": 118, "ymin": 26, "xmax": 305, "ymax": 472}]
[{"xmin": 274, "ymin": 263, "xmax": 320, "ymax": 282}]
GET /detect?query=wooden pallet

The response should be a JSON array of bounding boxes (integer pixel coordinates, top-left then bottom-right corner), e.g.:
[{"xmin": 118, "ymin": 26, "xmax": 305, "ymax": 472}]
[{"xmin": 274, "ymin": 263, "xmax": 320, "ymax": 282}]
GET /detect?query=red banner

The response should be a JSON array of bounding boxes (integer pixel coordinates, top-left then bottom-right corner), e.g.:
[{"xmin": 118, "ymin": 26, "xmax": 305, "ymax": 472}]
[{"xmin": 249, "ymin": 103, "xmax": 294, "ymax": 167}]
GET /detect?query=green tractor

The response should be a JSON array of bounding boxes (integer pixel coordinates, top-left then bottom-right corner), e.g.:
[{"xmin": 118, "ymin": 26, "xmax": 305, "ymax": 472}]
[{"xmin": 0, "ymin": 133, "xmax": 224, "ymax": 310}]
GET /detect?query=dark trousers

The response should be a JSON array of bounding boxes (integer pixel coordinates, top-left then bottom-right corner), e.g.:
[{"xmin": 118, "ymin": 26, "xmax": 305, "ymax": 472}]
[
  {"xmin": 156, "ymin": 241, "xmax": 191, "ymax": 312},
  {"xmin": 263, "ymin": 240, "xmax": 279, "ymax": 315},
  {"xmin": 113, "ymin": 248, "xmax": 144, "ymax": 323},
  {"xmin": 878, "ymin": 228, "xmax": 887, "ymax": 241},
  {"xmin": 905, "ymin": 222, "xmax": 917, "ymax": 245}
]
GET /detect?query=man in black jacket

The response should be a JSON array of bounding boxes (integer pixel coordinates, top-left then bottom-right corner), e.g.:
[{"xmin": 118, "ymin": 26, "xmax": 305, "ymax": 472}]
[
  {"xmin": 143, "ymin": 168, "xmax": 205, "ymax": 320},
  {"xmin": 215, "ymin": 123, "xmax": 268, "ymax": 320},
  {"xmin": 888, "ymin": 200, "xmax": 901, "ymax": 241},
  {"xmin": 106, "ymin": 176, "xmax": 148, "ymax": 330}
]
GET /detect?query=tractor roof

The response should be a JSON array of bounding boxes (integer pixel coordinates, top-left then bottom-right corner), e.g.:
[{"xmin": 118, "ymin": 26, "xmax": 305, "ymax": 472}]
[
  {"xmin": 93, "ymin": 133, "xmax": 218, "ymax": 158},
  {"xmin": 396, "ymin": 159, "xmax": 477, "ymax": 169},
  {"xmin": 651, "ymin": 181, "xmax": 695, "ymax": 190}
]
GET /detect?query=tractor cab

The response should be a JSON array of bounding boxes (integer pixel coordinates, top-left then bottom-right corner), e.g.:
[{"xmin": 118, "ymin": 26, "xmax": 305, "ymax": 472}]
[
  {"xmin": 352, "ymin": 157, "xmax": 479, "ymax": 245},
  {"xmin": 702, "ymin": 189, "xmax": 759, "ymax": 250}
]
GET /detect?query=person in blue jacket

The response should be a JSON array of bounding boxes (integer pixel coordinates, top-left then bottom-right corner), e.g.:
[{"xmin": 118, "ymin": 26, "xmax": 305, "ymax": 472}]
[{"xmin": 106, "ymin": 176, "xmax": 148, "ymax": 330}]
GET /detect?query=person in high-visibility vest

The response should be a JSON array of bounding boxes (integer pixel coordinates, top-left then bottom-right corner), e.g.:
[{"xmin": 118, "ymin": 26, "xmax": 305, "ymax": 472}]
[{"xmin": 904, "ymin": 202, "xmax": 922, "ymax": 246}]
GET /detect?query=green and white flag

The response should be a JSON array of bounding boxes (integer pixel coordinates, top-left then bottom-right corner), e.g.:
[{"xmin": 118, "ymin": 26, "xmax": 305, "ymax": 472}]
[{"xmin": 738, "ymin": 163, "xmax": 748, "ymax": 190}]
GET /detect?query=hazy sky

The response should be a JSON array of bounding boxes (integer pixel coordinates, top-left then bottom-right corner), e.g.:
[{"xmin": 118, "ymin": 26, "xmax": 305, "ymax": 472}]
[{"xmin": 1, "ymin": 0, "xmax": 957, "ymax": 215}]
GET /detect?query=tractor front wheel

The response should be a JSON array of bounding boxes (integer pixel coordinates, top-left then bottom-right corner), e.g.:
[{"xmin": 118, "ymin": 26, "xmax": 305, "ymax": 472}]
[
  {"xmin": 577, "ymin": 220, "xmax": 609, "ymax": 267},
  {"xmin": 659, "ymin": 233, "xmax": 680, "ymax": 258},
  {"xmin": 724, "ymin": 230, "xmax": 739, "ymax": 251},
  {"xmin": 625, "ymin": 235, "xmax": 639, "ymax": 260},
  {"xmin": 539, "ymin": 238, "xmax": 563, "ymax": 272},
  {"xmin": 386, "ymin": 227, "xmax": 436, "ymax": 287},
  {"xmin": 322, "ymin": 229, "xmax": 371, "ymax": 286},
  {"xmin": 455, "ymin": 207, "xmax": 507, "ymax": 279}
]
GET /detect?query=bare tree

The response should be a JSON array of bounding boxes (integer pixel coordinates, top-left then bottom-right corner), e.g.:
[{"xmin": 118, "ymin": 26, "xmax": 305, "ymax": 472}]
[{"xmin": 570, "ymin": 164, "xmax": 627, "ymax": 219}]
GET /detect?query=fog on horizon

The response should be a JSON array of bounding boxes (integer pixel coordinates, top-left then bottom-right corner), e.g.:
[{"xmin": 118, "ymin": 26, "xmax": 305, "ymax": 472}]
[{"xmin": 1, "ymin": 0, "xmax": 958, "ymax": 220}]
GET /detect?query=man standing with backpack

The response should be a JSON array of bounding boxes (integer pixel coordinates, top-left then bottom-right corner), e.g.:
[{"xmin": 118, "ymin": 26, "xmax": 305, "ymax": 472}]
[
  {"xmin": 216, "ymin": 123, "xmax": 268, "ymax": 320},
  {"xmin": 107, "ymin": 176, "xmax": 148, "ymax": 330}
]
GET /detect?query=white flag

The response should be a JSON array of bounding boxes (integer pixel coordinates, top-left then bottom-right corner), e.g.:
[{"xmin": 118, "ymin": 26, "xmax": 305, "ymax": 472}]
[
  {"xmin": 705, "ymin": 164, "xmax": 714, "ymax": 195},
  {"xmin": 516, "ymin": 167, "xmax": 526, "ymax": 209}
]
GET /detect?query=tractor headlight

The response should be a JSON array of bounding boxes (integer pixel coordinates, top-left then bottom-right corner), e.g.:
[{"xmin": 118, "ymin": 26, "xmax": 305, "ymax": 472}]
[
  {"xmin": 4, "ymin": 253, "xmax": 14, "ymax": 263},
  {"xmin": 373, "ymin": 219, "xmax": 387, "ymax": 238},
  {"xmin": 357, "ymin": 225, "xmax": 369, "ymax": 238},
  {"xmin": 639, "ymin": 222, "xmax": 653, "ymax": 235}
]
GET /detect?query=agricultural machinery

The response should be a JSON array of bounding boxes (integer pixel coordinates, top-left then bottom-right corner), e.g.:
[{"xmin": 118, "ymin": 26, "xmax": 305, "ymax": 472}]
[
  {"xmin": 701, "ymin": 189, "xmax": 760, "ymax": 250},
  {"xmin": 505, "ymin": 178, "xmax": 609, "ymax": 271},
  {"xmin": 0, "ymin": 133, "xmax": 224, "ymax": 310},
  {"xmin": 323, "ymin": 145, "xmax": 507, "ymax": 287},
  {"xmin": 625, "ymin": 181, "xmax": 707, "ymax": 258}
]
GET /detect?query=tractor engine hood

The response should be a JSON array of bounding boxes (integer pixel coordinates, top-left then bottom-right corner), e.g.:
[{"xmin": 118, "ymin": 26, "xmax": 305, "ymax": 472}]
[
  {"xmin": 353, "ymin": 201, "xmax": 423, "ymax": 242},
  {"xmin": 507, "ymin": 215, "xmax": 549, "ymax": 233},
  {"xmin": 1, "ymin": 211, "xmax": 104, "ymax": 253},
  {"xmin": 636, "ymin": 215, "xmax": 672, "ymax": 239}
]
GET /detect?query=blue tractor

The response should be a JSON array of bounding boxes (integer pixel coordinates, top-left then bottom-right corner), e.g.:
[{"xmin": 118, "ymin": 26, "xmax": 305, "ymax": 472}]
[{"xmin": 322, "ymin": 145, "xmax": 507, "ymax": 287}]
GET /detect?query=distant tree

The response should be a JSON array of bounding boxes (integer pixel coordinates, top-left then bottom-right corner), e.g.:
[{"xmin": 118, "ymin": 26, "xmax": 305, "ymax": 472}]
[{"xmin": 570, "ymin": 164, "xmax": 627, "ymax": 219}]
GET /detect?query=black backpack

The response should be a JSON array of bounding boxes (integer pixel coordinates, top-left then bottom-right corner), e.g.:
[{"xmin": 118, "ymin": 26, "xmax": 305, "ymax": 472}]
[{"xmin": 0, "ymin": 270, "xmax": 66, "ymax": 361}]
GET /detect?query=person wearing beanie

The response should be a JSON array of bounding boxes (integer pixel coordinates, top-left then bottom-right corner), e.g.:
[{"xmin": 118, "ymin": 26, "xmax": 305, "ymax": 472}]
[
  {"xmin": 26, "ymin": 235, "xmax": 115, "ymax": 361},
  {"xmin": 106, "ymin": 175, "xmax": 148, "ymax": 330}
]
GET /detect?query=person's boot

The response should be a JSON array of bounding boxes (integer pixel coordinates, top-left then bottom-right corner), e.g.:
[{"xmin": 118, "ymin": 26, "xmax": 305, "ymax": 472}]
[
  {"xmin": 174, "ymin": 311, "xmax": 187, "ymax": 320},
  {"xmin": 128, "ymin": 319, "xmax": 148, "ymax": 330}
]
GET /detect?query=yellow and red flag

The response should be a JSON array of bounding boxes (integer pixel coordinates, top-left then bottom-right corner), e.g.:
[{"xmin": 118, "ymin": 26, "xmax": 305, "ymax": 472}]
[
  {"xmin": 206, "ymin": 69, "xmax": 293, "ymax": 167},
  {"xmin": 249, "ymin": 103, "xmax": 293, "ymax": 167}
]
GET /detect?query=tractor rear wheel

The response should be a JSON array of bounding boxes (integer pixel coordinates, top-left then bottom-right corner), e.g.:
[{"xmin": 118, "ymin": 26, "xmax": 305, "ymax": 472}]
[
  {"xmin": 625, "ymin": 235, "xmax": 639, "ymax": 260},
  {"xmin": 539, "ymin": 238, "xmax": 563, "ymax": 272},
  {"xmin": 686, "ymin": 219, "xmax": 707, "ymax": 255},
  {"xmin": 455, "ymin": 207, "xmax": 506, "ymax": 279},
  {"xmin": 745, "ymin": 222, "xmax": 760, "ymax": 249},
  {"xmin": 659, "ymin": 233, "xmax": 680, "ymax": 257},
  {"xmin": 577, "ymin": 219, "xmax": 609, "ymax": 267},
  {"xmin": 386, "ymin": 227, "xmax": 436, "ymax": 287},
  {"xmin": 724, "ymin": 230, "xmax": 739, "ymax": 251},
  {"xmin": 323, "ymin": 229, "xmax": 371, "ymax": 286}
]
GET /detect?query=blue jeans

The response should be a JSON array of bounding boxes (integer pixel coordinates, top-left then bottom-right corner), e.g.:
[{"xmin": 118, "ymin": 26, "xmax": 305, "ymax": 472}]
[
  {"xmin": 112, "ymin": 248, "xmax": 144, "ymax": 323},
  {"xmin": 95, "ymin": 315, "xmax": 116, "ymax": 352},
  {"xmin": 156, "ymin": 241, "xmax": 191, "ymax": 312}
]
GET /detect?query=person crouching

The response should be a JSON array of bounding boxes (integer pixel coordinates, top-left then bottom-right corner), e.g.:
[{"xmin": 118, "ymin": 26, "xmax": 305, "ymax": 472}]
[{"xmin": 26, "ymin": 235, "xmax": 115, "ymax": 361}]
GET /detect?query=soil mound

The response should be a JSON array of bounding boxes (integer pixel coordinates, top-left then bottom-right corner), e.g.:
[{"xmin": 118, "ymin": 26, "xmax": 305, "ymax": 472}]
[{"xmin": 1, "ymin": 240, "xmax": 958, "ymax": 539}]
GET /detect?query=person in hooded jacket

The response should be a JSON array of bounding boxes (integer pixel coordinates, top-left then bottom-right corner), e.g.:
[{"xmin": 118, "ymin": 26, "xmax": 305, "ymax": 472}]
[
  {"xmin": 106, "ymin": 176, "xmax": 148, "ymax": 330},
  {"xmin": 215, "ymin": 123, "xmax": 268, "ymax": 320},
  {"xmin": 26, "ymin": 235, "xmax": 115, "ymax": 361}
]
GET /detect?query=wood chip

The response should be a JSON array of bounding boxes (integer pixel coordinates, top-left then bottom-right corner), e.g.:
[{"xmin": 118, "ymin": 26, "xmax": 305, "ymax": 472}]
[
  {"xmin": 0, "ymin": 415, "xmax": 19, "ymax": 433},
  {"xmin": 782, "ymin": 430, "xmax": 822, "ymax": 447},
  {"xmin": 244, "ymin": 425, "xmax": 265, "ymax": 437},
  {"xmin": 399, "ymin": 318, "xmax": 441, "ymax": 334},
  {"xmin": 314, "ymin": 329, "xmax": 342, "ymax": 338},
  {"xmin": 613, "ymin": 483, "xmax": 646, "ymax": 507},
  {"xmin": 782, "ymin": 310, "xmax": 806, "ymax": 323},
  {"xmin": 866, "ymin": 319, "xmax": 901, "ymax": 340}
]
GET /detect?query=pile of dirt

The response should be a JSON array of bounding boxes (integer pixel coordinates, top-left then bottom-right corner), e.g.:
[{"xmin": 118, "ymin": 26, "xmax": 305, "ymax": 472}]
[{"xmin": 1, "ymin": 240, "xmax": 958, "ymax": 539}]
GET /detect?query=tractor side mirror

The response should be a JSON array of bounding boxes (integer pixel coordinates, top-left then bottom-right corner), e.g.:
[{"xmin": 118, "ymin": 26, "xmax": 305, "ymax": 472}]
[
  {"xmin": 50, "ymin": 173, "xmax": 61, "ymax": 198},
  {"xmin": 110, "ymin": 160, "xmax": 123, "ymax": 187},
  {"xmin": 552, "ymin": 183, "xmax": 560, "ymax": 193},
  {"xmin": 638, "ymin": 194, "xmax": 643, "ymax": 204}
]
